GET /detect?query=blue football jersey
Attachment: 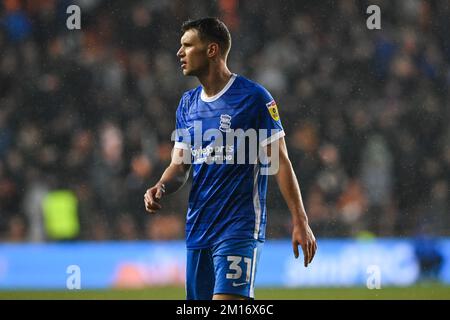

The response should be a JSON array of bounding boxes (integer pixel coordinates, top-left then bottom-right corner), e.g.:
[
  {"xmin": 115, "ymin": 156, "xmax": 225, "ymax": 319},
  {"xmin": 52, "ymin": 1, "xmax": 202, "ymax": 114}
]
[{"xmin": 174, "ymin": 74, "xmax": 285, "ymax": 249}]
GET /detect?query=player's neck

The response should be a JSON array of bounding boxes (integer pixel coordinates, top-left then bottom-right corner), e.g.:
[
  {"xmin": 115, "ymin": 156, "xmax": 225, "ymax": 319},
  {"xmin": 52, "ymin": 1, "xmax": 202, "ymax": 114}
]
[{"xmin": 198, "ymin": 64, "xmax": 233, "ymax": 97}]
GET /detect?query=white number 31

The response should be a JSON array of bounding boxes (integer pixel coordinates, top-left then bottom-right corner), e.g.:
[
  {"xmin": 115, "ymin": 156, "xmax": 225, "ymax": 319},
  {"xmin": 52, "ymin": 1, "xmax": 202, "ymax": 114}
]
[{"xmin": 226, "ymin": 256, "xmax": 251, "ymax": 282}]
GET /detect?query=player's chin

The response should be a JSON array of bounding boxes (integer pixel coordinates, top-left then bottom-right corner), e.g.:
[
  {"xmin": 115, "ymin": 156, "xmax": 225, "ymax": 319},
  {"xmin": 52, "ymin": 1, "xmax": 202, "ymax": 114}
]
[
  {"xmin": 182, "ymin": 68, "xmax": 197, "ymax": 77},
  {"xmin": 182, "ymin": 69, "xmax": 192, "ymax": 76}
]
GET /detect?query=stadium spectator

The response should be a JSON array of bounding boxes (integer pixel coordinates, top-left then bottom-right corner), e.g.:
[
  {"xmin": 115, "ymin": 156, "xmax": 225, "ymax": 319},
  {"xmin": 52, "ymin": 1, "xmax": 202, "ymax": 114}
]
[{"xmin": 0, "ymin": 0, "xmax": 449, "ymax": 241}]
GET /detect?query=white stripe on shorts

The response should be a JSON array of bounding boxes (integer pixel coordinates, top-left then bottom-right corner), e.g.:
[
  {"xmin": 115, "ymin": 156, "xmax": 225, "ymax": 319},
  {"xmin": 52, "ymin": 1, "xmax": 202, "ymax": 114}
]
[{"xmin": 249, "ymin": 247, "xmax": 258, "ymax": 298}]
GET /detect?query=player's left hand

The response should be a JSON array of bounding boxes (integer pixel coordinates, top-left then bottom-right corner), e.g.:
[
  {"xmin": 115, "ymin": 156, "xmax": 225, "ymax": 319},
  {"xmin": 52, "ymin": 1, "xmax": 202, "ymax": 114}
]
[
  {"xmin": 292, "ymin": 222, "xmax": 317, "ymax": 267},
  {"xmin": 144, "ymin": 183, "xmax": 166, "ymax": 213}
]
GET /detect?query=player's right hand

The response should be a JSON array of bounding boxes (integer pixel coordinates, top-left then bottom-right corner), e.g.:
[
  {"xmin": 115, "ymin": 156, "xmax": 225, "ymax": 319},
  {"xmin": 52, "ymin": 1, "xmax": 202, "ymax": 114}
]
[{"xmin": 144, "ymin": 183, "xmax": 166, "ymax": 214}]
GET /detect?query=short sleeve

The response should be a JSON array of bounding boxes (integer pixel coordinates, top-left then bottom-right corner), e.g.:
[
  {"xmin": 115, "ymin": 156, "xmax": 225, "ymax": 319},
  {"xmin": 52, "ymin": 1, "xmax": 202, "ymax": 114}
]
[{"xmin": 257, "ymin": 86, "xmax": 285, "ymax": 147}]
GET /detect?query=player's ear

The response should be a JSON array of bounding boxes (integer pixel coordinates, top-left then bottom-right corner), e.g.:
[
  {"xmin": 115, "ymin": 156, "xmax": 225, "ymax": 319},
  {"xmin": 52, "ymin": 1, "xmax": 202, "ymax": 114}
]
[{"xmin": 207, "ymin": 43, "xmax": 219, "ymax": 58}]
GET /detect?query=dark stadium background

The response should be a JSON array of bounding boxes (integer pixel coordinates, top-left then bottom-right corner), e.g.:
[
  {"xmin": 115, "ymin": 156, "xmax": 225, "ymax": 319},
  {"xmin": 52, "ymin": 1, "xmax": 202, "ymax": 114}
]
[{"xmin": 0, "ymin": 0, "xmax": 449, "ymax": 299}]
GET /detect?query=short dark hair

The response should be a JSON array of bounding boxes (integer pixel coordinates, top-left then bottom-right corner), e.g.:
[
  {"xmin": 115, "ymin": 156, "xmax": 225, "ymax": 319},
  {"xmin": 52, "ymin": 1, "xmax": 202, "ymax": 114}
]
[{"xmin": 181, "ymin": 17, "xmax": 231, "ymax": 58}]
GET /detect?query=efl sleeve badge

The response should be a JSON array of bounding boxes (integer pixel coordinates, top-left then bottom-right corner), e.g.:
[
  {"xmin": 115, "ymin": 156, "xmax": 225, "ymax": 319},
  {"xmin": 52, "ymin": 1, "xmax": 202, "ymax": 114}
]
[{"xmin": 266, "ymin": 100, "xmax": 280, "ymax": 121}]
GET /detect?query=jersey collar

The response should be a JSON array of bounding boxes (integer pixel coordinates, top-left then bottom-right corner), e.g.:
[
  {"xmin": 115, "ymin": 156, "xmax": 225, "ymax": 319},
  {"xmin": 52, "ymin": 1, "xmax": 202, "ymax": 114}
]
[{"xmin": 200, "ymin": 73, "xmax": 237, "ymax": 102}]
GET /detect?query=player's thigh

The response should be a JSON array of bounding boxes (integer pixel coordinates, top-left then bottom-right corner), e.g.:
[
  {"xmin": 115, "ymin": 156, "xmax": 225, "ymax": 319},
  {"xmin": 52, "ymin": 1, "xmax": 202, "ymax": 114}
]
[
  {"xmin": 186, "ymin": 248, "xmax": 215, "ymax": 300},
  {"xmin": 212, "ymin": 239, "xmax": 263, "ymax": 299}
]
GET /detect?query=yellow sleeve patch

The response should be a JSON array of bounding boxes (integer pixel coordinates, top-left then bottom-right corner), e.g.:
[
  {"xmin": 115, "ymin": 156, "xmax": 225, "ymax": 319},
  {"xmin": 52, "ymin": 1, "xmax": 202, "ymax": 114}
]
[{"xmin": 266, "ymin": 100, "xmax": 280, "ymax": 121}]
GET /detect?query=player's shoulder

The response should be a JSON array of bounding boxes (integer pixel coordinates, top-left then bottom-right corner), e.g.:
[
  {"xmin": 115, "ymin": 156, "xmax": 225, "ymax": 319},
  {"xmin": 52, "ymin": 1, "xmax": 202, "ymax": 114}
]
[
  {"xmin": 234, "ymin": 76, "xmax": 275, "ymax": 111},
  {"xmin": 179, "ymin": 86, "xmax": 202, "ymax": 109},
  {"xmin": 234, "ymin": 75, "xmax": 272, "ymax": 100},
  {"xmin": 181, "ymin": 86, "xmax": 202, "ymax": 101}
]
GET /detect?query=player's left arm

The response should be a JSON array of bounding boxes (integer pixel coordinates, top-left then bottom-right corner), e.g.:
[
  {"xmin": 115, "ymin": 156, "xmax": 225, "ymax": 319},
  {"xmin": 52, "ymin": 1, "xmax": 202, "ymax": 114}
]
[{"xmin": 266, "ymin": 137, "xmax": 317, "ymax": 267}]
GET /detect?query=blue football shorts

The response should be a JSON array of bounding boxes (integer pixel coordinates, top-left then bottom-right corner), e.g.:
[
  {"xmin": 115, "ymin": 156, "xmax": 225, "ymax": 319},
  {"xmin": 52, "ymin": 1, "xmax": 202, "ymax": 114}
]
[{"xmin": 186, "ymin": 238, "xmax": 264, "ymax": 300}]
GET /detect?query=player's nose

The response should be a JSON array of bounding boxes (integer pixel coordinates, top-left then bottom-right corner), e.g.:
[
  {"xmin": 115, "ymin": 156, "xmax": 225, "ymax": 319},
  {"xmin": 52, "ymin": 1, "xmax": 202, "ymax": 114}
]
[{"xmin": 177, "ymin": 47, "xmax": 184, "ymax": 58}]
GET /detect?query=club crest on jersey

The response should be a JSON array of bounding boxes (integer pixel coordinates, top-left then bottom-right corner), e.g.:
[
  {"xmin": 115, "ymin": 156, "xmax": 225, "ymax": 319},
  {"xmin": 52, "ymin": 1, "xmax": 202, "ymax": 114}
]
[
  {"xmin": 266, "ymin": 100, "xmax": 280, "ymax": 121},
  {"xmin": 219, "ymin": 114, "xmax": 232, "ymax": 132}
]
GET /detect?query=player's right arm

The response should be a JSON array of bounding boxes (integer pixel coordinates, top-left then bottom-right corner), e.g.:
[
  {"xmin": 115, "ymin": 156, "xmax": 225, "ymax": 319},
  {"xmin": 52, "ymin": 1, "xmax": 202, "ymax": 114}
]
[{"xmin": 144, "ymin": 147, "xmax": 191, "ymax": 214}]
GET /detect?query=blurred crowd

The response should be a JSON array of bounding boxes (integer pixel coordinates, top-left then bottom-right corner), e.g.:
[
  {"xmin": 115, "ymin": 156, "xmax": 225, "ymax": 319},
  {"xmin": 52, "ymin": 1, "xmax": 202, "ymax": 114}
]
[{"xmin": 0, "ymin": 0, "xmax": 449, "ymax": 242}]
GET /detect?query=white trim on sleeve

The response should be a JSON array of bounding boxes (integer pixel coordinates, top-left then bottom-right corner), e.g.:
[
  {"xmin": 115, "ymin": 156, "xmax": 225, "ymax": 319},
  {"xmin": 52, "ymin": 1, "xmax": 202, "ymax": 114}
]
[{"xmin": 174, "ymin": 141, "xmax": 190, "ymax": 150}]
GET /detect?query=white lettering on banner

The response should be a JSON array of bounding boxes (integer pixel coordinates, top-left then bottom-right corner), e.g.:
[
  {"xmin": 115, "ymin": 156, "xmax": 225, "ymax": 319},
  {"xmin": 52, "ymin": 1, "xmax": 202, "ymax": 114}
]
[
  {"xmin": 367, "ymin": 265, "xmax": 382, "ymax": 289},
  {"xmin": 284, "ymin": 243, "xmax": 419, "ymax": 286},
  {"xmin": 66, "ymin": 265, "xmax": 81, "ymax": 289}
]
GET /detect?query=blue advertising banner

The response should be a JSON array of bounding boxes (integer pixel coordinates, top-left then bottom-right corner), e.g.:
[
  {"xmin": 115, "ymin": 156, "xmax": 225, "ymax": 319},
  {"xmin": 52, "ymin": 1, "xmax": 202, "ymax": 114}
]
[{"xmin": 0, "ymin": 239, "xmax": 446, "ymax": 289}]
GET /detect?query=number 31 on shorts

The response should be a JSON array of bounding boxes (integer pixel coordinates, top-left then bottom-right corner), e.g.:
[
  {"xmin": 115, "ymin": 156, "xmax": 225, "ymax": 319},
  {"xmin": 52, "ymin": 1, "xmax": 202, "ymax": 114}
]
[{"xmin": 226, "ymin": 256, "xmax": 252, "ymax": 282}]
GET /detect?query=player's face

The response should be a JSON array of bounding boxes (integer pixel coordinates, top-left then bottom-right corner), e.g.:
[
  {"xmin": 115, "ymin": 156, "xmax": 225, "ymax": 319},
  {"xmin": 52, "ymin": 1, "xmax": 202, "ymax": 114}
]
[{"xmin": 177, "ymin": 29, "xmax": 209, "ymax": 76}]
